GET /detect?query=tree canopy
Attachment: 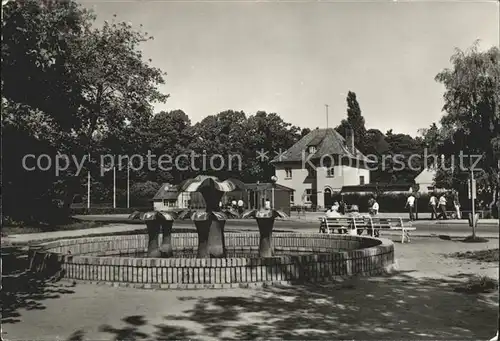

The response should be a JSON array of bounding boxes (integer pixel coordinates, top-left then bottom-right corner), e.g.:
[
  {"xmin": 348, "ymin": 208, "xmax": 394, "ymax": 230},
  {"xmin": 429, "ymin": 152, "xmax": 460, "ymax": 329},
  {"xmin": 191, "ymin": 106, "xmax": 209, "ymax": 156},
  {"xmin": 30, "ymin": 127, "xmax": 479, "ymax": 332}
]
[
  {"xmin": 6, "ymin": 0, "xmax": 493, "ymax": 223},
  {"xmin": 423, "ymin": 42, "xmax": 500, "ymax": 209},
  {"xmin": 337, "ymin": 91, "xmax": 367, "ymax": 153},
  {"xmin": 2, "ymin": 0, "xmax": 167, "ymax": 222}
]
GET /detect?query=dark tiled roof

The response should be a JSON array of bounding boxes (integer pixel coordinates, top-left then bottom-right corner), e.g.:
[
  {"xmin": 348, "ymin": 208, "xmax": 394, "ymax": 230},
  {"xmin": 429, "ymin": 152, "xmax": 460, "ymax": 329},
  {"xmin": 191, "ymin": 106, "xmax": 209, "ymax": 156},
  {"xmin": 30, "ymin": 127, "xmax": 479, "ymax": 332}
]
[
  {"xmin": 308, "ymin": 134, "xmax": 324, "ymax": 146},
  {"xmin": 152, "ymin": 183, "xmax": 180, "ymax": 200},
  {"xmin": 271, "ymin": 128, "xmax": 371, "ymax": 163}
]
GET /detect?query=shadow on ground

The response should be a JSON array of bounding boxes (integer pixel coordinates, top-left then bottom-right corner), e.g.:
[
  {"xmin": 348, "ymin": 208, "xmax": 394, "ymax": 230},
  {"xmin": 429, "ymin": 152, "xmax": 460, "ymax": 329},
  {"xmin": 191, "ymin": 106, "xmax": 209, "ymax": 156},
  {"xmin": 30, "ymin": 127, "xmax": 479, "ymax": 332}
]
[
  {"xmin": 66, "ymin": 314, "xmax": 200, "ymax": 341},
  {"xmin": 68, "ymin": 272, "xmax": 498, "ymax": 341},
  {"xmin": 3, "ymin": 246, "xmax": 498, "ymax": 340},
  {"xmin": 1, "ymin": 246, "xmax": 76, "ymax": 324}
]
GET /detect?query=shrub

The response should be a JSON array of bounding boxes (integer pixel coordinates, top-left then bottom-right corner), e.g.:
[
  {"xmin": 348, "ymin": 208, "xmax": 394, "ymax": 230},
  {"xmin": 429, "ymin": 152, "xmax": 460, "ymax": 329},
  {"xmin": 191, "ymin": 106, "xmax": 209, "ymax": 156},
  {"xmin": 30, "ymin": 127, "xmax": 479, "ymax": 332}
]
[
  {"xmin": 330, "ymin": 192, "xmax": 434, "ymax": 213},
  {"xmin": 450, "ymin": 249, "xmax": 499, "ymax": 263},
  {"xmin": 453, "ymin": 275, "xmax": 499, "ymax": 294},
  {"xmin": 70, "ymin": 207, "xmax": 152, "ymax": 215}
]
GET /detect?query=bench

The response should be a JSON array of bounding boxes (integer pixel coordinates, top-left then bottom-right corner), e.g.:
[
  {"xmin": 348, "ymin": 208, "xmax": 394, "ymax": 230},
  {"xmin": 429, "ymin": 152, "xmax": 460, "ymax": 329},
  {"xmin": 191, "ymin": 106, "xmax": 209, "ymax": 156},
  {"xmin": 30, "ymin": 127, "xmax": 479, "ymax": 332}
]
[
  {"xmin": 369, "ymin": 217, "xmax": 415, "ymax": 243},
  {"xmin": 319, "ymin": 216, "xmax": 416, "ymax": 243},
  {"xmin": 319, "ymin": 217, "xmax": 372, "ymax": 236}
]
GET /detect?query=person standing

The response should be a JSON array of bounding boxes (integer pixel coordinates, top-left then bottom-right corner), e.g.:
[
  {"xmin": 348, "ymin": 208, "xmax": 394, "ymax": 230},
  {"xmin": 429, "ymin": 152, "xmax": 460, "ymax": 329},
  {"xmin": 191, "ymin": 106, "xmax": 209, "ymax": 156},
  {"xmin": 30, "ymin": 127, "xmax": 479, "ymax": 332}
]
[
  {"xmin": 369, "ymin": 198, "xmax": 379, "ymax": 216},
  {"xmin": 429, "ymin": 193, "xmax": 438, "ymax": 220},
  {"xmin": 339, "ymin": 199, "xmax": 347, "ymax": 215},
  {"xmin": 368, "ymin": 197, "xmax": 375, "ymax": 211},
  {"xmin": 264, "ymin": 199, "xmax": 271, "ymax": 210},
  {"xmin": 453, "ymin": 191, "xmax": 461, "ymax": 219},
  {"xmin": 437, "ymin": 194, "xmax": 448, "ymax": 220},
  {"xmin": 237, "ymin": 198, "xmax": 244, "ymax": 215},
  {"xmin": 405, "ymin": 194, "xmax": 416, "ymax": 221}
]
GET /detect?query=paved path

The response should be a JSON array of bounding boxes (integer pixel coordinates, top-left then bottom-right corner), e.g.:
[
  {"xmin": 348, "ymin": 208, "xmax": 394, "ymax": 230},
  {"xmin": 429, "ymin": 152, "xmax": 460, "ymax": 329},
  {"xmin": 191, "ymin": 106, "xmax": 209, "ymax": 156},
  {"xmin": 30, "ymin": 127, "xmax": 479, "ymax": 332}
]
[
  {"xmin": 2, "ymin": 220, "xmax": 498, "ymax": 246},
  {"xmin": 75, "ymin": 213, "xmax": 499, "ymax": 225},
  {"xmin": 2, "ymin": 238, "xmax": 498, "ymax": 341}
]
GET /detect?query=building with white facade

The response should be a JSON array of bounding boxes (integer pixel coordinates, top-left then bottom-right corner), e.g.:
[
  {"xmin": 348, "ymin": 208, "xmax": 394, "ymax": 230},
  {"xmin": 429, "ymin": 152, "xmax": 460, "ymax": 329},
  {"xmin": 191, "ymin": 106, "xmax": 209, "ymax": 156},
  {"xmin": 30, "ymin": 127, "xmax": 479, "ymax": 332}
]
[
  {"xmin": 413, "ymin": 167, "xmax": 446, "ymax": 193},
  {"xmin": 271, "ymin": 128, "xmax": 373, "ymax": 209}
]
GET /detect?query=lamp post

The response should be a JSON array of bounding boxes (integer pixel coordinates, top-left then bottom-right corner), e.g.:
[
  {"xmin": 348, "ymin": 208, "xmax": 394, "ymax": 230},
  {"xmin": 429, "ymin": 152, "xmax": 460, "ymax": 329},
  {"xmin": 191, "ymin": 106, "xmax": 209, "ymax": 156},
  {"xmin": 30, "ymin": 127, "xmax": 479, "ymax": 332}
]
[{"xmin": 469, "ymin": 168, "xmax": 478, "ymax": 237}]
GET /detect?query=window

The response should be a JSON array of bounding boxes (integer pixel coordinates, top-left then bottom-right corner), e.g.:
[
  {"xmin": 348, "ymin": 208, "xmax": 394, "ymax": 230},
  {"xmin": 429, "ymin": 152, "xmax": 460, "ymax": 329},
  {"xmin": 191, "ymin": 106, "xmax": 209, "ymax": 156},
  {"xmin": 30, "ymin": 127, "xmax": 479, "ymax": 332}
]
[
  {"xmin": 290, "ymin": 192, "xmax": 294, "ymax": 204},
  {"xmin": 285, "ymin": 168, "xmax": 292, "ymax": 179},
  {"xmin": 163, "ymin": 199, "xmax": 177, "ymax": 207},
  {"xmin": 359, "ymin": 176, "xmax": 365, "ymax": 185},
  {"xmin": 305, "ymin": 189, "xmax": 312, "ymax": 202},
  {"xmin": 308, "ymin": 146, "xmax": 316, "ymax": 154},
  {"xmin": 327, "ymin": 167, "xmax": 335, "ymax": 177}
]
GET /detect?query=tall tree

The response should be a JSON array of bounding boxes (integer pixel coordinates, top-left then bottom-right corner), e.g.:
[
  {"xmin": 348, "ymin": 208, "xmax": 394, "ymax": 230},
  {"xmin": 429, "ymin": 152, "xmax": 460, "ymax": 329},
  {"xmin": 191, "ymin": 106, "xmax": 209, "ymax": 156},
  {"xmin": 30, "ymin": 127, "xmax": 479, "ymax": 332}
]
[
  {"xmin": 148, "ymin": 110, "xmax": 193, "ymax": 183},
  {"xmin": 246, "ymin": 111, "xmax": 302, "ymax": 181},
  {"xmin": 433, "ymin": 42, "xmax": 500, "ymax": 211},
  {"xmin": 189, "ymin": 110, "xmax": 249, "ymax": 180},
  {"xmin": 2, "ymin": 0, "xmax": 167, "ymax": 221},
  {"xmin": 418, "ymin": 123, "xmax": 441, "ymax": 157},
  {"xmin": 336, "ymin": 91, "xmax": 367, "ymax": 153},
  {"xmin": 364, "ymin": 129, "xmax": 391, "ymax": 183},
  {"xmin": 384, "ymin": 133, "xmax": 425, "ymax": 184}
]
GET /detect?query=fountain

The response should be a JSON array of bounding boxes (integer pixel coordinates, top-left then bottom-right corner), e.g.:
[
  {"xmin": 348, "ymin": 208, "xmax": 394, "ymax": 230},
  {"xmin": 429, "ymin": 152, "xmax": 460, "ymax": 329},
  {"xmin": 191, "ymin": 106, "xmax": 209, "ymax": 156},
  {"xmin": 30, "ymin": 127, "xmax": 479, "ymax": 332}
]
[{"xmin": 27, "ymin": 175, "xmax": 396, "ymax": 289}]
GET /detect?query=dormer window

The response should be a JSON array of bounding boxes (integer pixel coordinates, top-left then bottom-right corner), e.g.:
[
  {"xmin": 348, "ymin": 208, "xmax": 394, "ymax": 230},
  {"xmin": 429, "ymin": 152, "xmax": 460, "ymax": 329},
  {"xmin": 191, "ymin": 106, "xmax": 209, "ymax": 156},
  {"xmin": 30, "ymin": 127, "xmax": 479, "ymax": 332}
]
[{"xmin": 308, "ymin": 145, "xmax": 316, "ymax": 154}]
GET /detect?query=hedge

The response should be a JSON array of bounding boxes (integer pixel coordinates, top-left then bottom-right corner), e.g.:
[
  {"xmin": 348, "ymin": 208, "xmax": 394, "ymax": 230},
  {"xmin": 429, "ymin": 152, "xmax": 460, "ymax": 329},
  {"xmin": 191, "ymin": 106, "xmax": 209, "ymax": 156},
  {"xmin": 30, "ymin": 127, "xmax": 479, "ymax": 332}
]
[
  {"xmin": 290, "ymin": 192, "xmax": 494, "ymax": 214},
  {"xmin": 330, "ymin": 193, "xmax": 497, "ymax": 215},
  {"xmin": 332, "ymin": 193, "xmax": 431, "ymax": 213},
  {"xmin": 70, "ymin": 207, "xmax": 152, "ymax": 215}
]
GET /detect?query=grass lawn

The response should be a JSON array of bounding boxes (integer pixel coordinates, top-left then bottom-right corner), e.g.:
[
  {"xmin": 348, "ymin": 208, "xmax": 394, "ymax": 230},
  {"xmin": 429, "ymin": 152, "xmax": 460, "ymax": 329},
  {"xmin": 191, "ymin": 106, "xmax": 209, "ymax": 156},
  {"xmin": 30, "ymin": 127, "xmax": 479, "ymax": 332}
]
[
  {"xmin": 1, "ymin": 220, "xmax": 109, "ymax": 236},
  {"xmin": 450, "ymin": 248, "xmax": 500, "ymax": 263}
]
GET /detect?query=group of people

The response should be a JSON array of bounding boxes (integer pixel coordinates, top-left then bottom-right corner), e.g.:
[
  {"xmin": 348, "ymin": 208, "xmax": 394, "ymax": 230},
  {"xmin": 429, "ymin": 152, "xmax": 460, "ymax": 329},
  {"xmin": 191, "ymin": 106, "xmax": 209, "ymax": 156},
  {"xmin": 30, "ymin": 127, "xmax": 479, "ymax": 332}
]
[
  {"xmin": 405, "ymin": 191, "xmax": 461, "ymax": 221},
  {"xmin": 220, "ymin": 198, "xmax": 246, "ymax": 214},
  {"xmin": 322, "ymin": 199, "xmax": 380, "ymax": 236},
  {"xmin": 323, "ymin": 190, "xmax": 462, "ymax": 223},
  {"xmin": 324, "ymin": 197, "xmax": 379, "ymax": 218}
]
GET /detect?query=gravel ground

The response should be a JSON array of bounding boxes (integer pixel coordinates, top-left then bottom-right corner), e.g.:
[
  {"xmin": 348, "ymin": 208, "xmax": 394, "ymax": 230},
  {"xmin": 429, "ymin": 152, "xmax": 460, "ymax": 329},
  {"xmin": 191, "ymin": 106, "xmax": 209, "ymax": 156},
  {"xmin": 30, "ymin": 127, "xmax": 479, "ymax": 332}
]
[{"xmin": 2, "ymin": 238, "xmax": 499, "ymax": 341}]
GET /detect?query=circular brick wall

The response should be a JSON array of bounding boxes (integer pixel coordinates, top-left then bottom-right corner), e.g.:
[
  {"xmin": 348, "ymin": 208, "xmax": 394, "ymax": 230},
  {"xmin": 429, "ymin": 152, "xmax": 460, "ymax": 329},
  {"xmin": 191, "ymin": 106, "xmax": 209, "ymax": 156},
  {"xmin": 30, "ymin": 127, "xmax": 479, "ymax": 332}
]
[{"xmin": 28, "ymin": 233, "xmax": 394, "ymax": 289}]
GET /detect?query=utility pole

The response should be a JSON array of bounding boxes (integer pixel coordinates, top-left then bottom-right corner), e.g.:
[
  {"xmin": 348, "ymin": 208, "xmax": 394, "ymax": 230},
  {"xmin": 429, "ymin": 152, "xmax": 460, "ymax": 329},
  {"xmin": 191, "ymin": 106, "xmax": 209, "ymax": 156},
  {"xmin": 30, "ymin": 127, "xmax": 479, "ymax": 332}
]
[
  {"xmin": 113, "ymin": 166, "xmax": 116, "ymax": 209},
  {"xmin": 87, "ymin": 170, "xmax": 91, "ymax": 209},
  {"xmin": 325, "ymin": 104, "xmax": 329, "ymax": 129},
  {"xmin": 469, "ymin": 168, "xmax": 477, "ymax": 237},
  {"xmin": 127, "ymin": 160, "xmax": 130, "ymax": 209}
]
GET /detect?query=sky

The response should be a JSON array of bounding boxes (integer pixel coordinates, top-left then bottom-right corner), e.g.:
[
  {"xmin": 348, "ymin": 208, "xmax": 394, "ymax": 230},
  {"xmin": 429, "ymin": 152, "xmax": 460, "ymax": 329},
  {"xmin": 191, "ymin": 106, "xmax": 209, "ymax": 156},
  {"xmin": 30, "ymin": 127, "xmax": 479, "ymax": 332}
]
[{"xmin": 80, "ymin": 0, "xmax": 499, "ymax": 136}]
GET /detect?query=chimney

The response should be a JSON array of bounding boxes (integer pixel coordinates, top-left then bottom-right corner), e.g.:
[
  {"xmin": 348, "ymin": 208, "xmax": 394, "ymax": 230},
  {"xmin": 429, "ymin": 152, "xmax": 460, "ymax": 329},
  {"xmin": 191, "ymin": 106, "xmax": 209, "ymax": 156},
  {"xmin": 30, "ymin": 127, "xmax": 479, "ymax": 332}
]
[{"xmin": 346, "ymin": 129, "xmax": 355, "ymax": 154}]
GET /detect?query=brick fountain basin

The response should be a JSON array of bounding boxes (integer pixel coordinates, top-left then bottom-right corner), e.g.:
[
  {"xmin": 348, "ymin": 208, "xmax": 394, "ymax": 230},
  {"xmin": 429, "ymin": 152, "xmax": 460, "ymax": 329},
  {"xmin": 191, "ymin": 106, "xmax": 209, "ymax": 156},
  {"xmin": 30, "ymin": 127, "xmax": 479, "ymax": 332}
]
[{"xmin": 28, "ymin": 233, "xmax": 395, "ymax": 289}]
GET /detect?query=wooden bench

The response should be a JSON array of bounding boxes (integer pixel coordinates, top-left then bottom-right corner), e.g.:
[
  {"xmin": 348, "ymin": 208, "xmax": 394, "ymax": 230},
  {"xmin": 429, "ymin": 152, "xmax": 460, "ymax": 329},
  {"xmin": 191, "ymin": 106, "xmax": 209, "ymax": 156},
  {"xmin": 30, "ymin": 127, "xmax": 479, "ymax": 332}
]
[
  {"xmin": 319, "ymin": 216, "xmax": 416, "ymax": 243},
  {"xmin": 368, "ymin": 217, "xmax": 415, "ymax": 243},
  {"xmin": 319, "ymin": 217, "xmax": 371, "ymax": 236}
]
